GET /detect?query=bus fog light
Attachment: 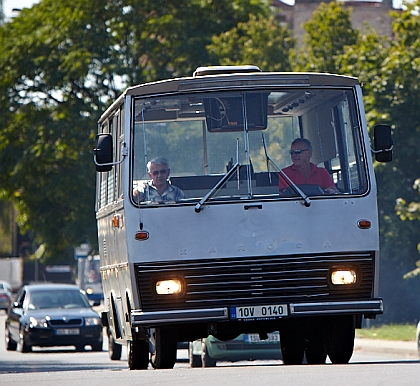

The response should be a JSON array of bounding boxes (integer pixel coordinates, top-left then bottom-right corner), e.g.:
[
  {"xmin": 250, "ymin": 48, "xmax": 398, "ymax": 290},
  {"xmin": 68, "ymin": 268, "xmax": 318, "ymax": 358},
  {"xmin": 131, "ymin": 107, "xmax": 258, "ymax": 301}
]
[
  {"xmin": 331, "ymin": 270, "xmax": 357, "ymax": 285},
  {"xmin": 156, "ymin": 279, "xmax": 183, "ymax": 295}
]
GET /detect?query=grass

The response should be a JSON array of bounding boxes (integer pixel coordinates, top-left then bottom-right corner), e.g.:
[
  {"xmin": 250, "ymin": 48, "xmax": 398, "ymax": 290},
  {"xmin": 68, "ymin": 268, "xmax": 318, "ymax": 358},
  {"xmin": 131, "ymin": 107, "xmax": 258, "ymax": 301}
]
[{"xmin": 356, "ymin": 324, "xmax": 417, "ymax": 341}]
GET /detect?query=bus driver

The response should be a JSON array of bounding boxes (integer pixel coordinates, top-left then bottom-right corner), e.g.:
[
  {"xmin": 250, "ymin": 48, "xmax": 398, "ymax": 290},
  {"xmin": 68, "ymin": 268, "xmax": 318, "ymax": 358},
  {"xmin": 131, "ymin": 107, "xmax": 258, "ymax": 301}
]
[
  {"xmin": 134, "ymin": 157, "xmax": 185, "ymax": 203},
  {"xmin": 279, "ymin": 138, "xmax": 338, "ymax": 194}
]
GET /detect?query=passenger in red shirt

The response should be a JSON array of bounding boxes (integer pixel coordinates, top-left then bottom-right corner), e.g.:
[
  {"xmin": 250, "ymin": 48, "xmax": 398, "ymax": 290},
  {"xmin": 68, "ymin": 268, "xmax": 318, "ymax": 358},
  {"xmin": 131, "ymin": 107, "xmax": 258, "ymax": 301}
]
[{"xmin": 279, "ymin": 138, "xmax": 338, "ymax": 194}]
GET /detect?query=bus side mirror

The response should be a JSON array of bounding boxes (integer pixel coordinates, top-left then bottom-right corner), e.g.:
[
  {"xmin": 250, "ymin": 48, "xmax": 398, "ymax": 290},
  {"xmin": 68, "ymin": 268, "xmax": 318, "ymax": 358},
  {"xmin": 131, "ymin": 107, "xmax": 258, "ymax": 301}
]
[
  {"xmin": 94, "ymin": 133, "xmax": 113, "ymax": 172},
  {"xmin": 373, "ymin": 124, "xmax": 393, "ymax": 162}
]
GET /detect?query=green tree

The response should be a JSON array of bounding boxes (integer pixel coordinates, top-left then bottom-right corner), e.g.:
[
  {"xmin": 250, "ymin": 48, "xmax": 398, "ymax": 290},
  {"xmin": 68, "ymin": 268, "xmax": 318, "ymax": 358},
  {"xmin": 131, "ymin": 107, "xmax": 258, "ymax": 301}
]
[
  {"xmin": 293, "ymin": 0, "xmax": 420, "ymax": 322},
  {"xmin": 295, "ymin": 1, "xmax": 359, "ymax": 72},
  {"xmin": 381, "ymin": 2, "xmax": 420, "ymax": 283},
  {"xmin": 0, "ymin": 0, "xmax": 270, "ymax": 261},
  {"xmin": 207, "ymin": 13, "xmax": 294, "ymax": 71}
]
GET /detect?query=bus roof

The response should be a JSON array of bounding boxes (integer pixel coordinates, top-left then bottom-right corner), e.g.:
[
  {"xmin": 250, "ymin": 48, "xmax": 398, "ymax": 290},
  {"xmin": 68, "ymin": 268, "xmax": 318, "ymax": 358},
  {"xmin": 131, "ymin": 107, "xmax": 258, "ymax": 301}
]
[{"xmin": 99, "ymin": 70, "xmax": 359, "ymax": 124}]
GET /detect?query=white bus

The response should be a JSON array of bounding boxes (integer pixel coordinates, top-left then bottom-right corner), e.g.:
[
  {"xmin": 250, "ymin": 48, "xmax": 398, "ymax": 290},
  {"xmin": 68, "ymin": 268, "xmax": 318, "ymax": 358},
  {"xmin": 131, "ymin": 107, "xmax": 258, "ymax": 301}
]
[{"xmin": 93, "ymin": 66, "xmax": 392, "ymax": 369}]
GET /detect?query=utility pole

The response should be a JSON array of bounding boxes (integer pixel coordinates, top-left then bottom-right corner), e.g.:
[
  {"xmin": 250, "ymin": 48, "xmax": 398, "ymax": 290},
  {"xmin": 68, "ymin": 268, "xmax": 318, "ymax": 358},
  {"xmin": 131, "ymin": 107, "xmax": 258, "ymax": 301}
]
[{"xmin": 0, "ymin": 0, "xmax": 4, "ymax": 25}]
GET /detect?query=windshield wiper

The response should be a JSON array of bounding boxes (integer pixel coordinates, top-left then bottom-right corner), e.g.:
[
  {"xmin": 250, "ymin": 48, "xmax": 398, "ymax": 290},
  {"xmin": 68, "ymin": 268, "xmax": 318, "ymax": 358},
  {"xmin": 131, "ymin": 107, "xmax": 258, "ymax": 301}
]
[
  {"xmin": 194, "ymin": 161, "xmax": 241, "ymax": 213},
  {"xmin": 195, "ymin": 139, "xmax": 243, "ymax": 213},
  {"xmin": 262, "ymin": 134, "xmax": 311, "ymax": 207}
]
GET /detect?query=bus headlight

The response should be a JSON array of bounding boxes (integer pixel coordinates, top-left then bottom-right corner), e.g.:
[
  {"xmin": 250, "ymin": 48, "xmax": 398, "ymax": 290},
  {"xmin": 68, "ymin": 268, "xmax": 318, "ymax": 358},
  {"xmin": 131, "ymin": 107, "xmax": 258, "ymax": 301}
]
[
  {"xmin": 331, "ymin": 269, "xmax": 357, "ymax": 285},
  {"xmin": 155, "ymin": 279, "xmax": 183, "ymax": 295}
]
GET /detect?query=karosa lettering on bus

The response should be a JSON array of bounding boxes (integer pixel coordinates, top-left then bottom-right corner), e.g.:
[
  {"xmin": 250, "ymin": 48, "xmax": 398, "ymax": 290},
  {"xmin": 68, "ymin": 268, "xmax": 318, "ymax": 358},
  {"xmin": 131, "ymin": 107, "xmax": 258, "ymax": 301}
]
[{"xmin": 177, "ymin": 242, "xmax": 310, "ymax": 256}]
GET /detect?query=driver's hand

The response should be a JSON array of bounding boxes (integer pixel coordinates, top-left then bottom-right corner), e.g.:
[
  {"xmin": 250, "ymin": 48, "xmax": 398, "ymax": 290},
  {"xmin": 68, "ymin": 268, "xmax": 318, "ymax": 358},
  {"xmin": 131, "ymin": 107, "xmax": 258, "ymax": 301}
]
[{"xmin": 324, "ymin": 188, "xmax": 338, "ymax": 194}]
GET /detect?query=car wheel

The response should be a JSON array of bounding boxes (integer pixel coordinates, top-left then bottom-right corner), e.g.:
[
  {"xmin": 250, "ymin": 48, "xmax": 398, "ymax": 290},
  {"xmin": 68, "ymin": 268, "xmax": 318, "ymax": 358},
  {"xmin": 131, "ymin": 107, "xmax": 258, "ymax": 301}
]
[
  {"xmin": 417, "ymin": 330, "xmax": 420, "ymax": 352},
  {"xmin": 75, "ymin": 344, "xmax": 85, "ymax": 352},
  {"xmin": 17, "ymin": 330, "xmax": 32, "ymax": 353},
  {"xmin": 189, "ymin": 341, "xmax": 202, "ymax": 367},
  {"xmin": 108, "ymin": 329, "xmax": 122, "ymax": 360},
  {"xmin": 201, "ymin": 338, "xmax": 217, "ymax": 367},
  {"xmin": 91, "ymin": 341, "xmax": 103, "ymax": 352},
  {"xmin": 5, "ymin": 328, "xmax": 17, "ymax": 351}
]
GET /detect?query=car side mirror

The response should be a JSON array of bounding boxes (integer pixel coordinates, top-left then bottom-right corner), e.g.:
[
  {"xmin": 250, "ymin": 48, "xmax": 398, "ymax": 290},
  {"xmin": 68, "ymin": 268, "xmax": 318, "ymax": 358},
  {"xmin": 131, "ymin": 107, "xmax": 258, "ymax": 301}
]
[{"xmin": 373, "ymin": 124, "xmax": 393, "ymax": 162}]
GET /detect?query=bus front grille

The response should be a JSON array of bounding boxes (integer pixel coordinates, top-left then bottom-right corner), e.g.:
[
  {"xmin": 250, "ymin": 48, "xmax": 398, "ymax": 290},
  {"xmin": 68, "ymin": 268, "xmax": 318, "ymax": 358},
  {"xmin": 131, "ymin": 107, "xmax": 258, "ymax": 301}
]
[{"xmin": 134, "ymin": 252, "xmax": 375, "ymax": 312}]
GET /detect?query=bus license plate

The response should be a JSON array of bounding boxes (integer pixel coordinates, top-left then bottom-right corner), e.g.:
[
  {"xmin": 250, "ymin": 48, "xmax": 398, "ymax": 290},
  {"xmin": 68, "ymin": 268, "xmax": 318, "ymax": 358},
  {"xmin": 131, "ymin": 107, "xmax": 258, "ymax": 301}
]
[{"xmin": 230, "ymin": 304, "xmax": 288, "ymax": 320}]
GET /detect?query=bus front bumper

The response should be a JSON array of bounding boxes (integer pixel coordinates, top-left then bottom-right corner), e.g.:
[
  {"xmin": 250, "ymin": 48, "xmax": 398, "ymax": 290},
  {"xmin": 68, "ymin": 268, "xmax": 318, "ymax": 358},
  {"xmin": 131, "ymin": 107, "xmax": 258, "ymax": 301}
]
[{"xmin": 131, "ymin": 299, "xmax": 383, "ymax": 326}]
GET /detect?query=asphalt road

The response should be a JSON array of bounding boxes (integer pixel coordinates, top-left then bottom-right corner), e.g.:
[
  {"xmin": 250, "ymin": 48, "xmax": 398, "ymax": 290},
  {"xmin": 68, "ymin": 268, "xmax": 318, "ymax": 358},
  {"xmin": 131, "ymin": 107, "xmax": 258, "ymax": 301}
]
[{"xmin": 1, "ymin": 311, "xmax": 419, "ymax": 386}]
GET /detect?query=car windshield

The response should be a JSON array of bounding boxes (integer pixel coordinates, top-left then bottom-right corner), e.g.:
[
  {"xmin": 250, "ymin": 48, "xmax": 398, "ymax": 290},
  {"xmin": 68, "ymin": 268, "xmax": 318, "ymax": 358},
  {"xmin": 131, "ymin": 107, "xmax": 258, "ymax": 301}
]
[
  {"xmin": 28, "ymin": 290, "xmax": 90, "ymax": 310},
  {"xmin": 131, "ymin": 88, "xmax": 368, "ymax": 205}
]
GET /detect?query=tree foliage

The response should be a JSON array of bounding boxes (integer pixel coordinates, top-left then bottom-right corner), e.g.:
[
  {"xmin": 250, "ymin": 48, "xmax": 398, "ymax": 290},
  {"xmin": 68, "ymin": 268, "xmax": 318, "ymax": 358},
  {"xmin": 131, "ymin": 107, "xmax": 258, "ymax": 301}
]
[
  {"xmin": 295, "ymin": 1, "xmax": 359, "ymax": 72},
  {"xmin": 294, "ymin": 0, "xmax": 420, "ymax": 322},
  {"xmin": 0, "ymin": 0, "xmax": 270, "ymax": 261},
  {"xmin": 207, "ymin": 13, "xmax": 294, "ymax": 71}
]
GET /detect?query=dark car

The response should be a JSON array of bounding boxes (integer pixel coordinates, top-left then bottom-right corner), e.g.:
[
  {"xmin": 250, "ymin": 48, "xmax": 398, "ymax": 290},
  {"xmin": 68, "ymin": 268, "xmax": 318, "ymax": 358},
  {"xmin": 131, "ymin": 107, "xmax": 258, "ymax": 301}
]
[{"xmin": 5, "ymin": 283, "xmax": 103, "ymax": 352}]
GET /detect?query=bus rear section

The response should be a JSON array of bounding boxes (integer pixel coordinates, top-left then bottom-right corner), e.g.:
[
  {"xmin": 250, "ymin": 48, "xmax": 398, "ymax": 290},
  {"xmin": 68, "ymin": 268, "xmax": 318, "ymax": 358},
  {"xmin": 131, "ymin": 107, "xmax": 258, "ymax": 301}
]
[{"xmin": 94, "ymin": 66, "xmax": 392, "ymax": 369}]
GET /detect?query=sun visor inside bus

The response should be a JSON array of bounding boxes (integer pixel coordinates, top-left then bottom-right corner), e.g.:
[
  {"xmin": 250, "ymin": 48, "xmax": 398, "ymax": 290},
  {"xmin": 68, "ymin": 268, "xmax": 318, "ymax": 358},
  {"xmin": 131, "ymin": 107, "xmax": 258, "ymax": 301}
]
[{"xmin": 204, "ymin": 93, "xmax": 268, "ymax": 132}]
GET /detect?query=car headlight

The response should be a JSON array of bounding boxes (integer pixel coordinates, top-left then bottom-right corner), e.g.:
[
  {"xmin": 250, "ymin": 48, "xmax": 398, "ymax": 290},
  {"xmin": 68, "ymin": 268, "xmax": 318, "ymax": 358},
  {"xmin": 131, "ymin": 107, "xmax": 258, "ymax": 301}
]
[
  {"xmin": 29, "ymin": 316, "xmax": 48, "ymax": 328},
  {"xmin": 85, "ymin": 317, "xmax": 101, "ymax": 326}
]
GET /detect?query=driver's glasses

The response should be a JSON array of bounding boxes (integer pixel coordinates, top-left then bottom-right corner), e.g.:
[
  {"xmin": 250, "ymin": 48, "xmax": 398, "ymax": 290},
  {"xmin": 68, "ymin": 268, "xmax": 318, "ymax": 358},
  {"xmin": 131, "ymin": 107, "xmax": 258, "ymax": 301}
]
[{"xmin": 289, "ymin": 149, "xmax": 309, "ymax": 155}]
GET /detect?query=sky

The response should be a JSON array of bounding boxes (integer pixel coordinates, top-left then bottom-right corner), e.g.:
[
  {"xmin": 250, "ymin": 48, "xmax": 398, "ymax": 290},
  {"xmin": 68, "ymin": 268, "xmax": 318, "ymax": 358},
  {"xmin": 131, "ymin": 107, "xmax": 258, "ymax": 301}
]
[
  {"xmin": 3, "ymin": 0, "xmax": 405, "ymax": 19},
  {"xmin": 3, "ymin": 0, "xmax": 39, "ymax": 18}
]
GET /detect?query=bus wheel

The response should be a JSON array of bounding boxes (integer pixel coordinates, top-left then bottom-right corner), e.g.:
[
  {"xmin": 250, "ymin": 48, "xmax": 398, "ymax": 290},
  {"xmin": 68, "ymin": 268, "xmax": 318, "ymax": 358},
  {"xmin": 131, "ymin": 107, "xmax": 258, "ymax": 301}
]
[
  {"xmin": 201, "ymin": 338, "xmax": 217, "ymax": 367},
  {"xmin": 150, "ymin": 328, "xmax": 177, "ymax": 369},
  {"xmin": 128, "ymin": 340, "xmax": 149, "ymax": 370},
  {"xmin": 326, "ymin": 315, "xmax": 355, "ymax": 364},
  {"xmin": 108, "ymin": 329, "xmax": 122, "ymax": 360},
  {"xmin": 280, "ymin": 322, "xmax": 305, "ymax": 365},
  {"xmin": 304, "ymin": 319, "xmax": 327, "ymax": 364}
]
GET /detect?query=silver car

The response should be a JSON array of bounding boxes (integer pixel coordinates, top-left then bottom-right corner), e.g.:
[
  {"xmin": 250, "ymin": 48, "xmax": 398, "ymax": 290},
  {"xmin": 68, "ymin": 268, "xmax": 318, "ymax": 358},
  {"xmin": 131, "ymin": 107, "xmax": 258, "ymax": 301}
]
[{"xmin": 0, "ymin": 281, "xmax": 12, "ymax": 311}]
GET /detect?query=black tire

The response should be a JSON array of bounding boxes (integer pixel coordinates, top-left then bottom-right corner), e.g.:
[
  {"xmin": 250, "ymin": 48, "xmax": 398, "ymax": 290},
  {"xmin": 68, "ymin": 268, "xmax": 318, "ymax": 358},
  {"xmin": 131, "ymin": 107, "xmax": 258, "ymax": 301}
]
[
  {"xmin": 17, "ymin": 330, "xmax": 32, "ymax": 353},
  {"xmin": 91, "ymin": 341, "xmax": 103, "ymax": 352},
  {"xmin": 108, "ymin": 329, "xmax": 122, "ymax": 360},
  {"xmin": 128, "ymin": 340, "xmax": 149, "ymax": 370},
  {"xmin": 280, "ymin": 321, "xmax": 305, "ymax": 365},
  {"xmin": 75, "ymin": 344, "xmax": 85, "ymax": 352},
  {"xmin": 5, "ymin": 328, "xmax": 17, "ymax": 351},
  {"xmin": 150, "ymin": 328, "xmax": 177, "ymax": 369},
  {"xmin": 189, "ymin": 341, "xmax": 202, "ymax": 368},
  {"xmin": 201, "ymin": 339, "xmax": 217, "ymax": 367},
  {"xmin": 304, "ymin": 318, "xmax": 327, "ymax": 364},
  {"xmin": 326, "ymin": 315, "xmax": 355, "ymax": 364}
]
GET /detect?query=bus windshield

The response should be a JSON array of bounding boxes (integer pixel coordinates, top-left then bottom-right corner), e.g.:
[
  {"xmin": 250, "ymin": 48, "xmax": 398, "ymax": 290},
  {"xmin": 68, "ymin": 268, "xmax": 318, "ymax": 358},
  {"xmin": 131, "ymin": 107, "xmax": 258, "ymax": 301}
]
[{"xmin": 131, "ymin": 88, "xmax": 368, "ymax": 205}]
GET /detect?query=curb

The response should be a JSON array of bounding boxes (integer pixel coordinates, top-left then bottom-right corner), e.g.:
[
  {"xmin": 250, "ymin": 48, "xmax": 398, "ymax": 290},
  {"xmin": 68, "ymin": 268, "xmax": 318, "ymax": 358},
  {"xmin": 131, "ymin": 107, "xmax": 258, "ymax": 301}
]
[{"xmin": 354, "ymin": 337, "xmax": 419, "ymax": 359}]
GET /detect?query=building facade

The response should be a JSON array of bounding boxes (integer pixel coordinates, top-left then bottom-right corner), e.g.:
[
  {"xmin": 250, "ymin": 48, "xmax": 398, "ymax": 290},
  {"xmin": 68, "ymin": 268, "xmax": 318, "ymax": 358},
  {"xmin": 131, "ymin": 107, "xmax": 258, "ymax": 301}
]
[{"xmin": 273, "ymin": 0, "xmax": 396, "ymax": 45}]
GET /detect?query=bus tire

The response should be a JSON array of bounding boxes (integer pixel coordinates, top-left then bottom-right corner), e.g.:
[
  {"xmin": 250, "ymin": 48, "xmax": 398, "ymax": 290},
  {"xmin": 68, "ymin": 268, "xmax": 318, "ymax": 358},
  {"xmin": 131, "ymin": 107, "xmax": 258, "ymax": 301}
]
[
  {"xmin": 280, "ymin": 321, "xmax": 305, "ymax": 365},
  {"xmin": 128, "ymin": 340, "xmax": 149, "ymax": 370},
  {"xmin": 150, "ymin": 328, "xmax": 177, "ymax": 369},
  {"xmin": 304, "ymin": 318, "xmax": 327, "ymax": 364},
  {"xmin": 326, "ymin": 315, "xmax": 355, "ymax": 364},
  {"xmin": 108, "ymin": 329, "xmax": 122, "ymax": 360}
]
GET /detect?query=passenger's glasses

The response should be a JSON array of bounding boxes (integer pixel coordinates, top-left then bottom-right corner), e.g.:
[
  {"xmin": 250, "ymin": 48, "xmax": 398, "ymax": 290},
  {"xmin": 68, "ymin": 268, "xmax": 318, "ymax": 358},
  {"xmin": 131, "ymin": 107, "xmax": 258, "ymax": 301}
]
[{"xmin": 152, "ymin": 169, "xmax": 168, "ymax": 176}]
